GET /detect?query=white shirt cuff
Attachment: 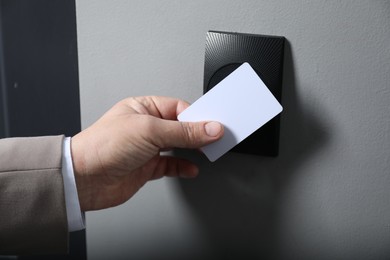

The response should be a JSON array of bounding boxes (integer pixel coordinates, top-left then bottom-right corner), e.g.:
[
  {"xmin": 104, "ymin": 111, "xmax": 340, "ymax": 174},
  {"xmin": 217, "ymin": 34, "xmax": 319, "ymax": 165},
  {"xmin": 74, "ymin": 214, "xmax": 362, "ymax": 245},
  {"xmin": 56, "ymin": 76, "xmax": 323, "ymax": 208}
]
[{"xmin": 62, "ymin": 137, "xmax": 85, "ymax": 232}]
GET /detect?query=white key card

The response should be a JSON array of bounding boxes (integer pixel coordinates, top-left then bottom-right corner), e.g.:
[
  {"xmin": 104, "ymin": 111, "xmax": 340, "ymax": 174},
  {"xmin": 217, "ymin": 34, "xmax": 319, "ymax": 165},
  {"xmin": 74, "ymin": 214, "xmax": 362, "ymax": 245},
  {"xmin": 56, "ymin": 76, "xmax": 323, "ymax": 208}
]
[{"xmin": 178, "ymin": 62, "xmax": 283, "ymax": 162}]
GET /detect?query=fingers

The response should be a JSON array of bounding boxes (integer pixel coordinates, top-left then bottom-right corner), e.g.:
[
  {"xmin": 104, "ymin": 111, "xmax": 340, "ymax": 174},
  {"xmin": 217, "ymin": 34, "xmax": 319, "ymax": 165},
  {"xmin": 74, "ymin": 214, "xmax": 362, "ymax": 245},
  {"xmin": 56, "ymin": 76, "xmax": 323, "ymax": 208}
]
[
  {"xmin": 124, "ymin": 96, "xmax": 190, "ymax": 120},
  {"xmin": 123, "ymin": 96, "xmax": 224, "ymax": 149},
  {"xmin": 152, "ymin": 119, "xmax": 224, "ymax": 149},
  {"xmin": 141, "ymin": 156, "xmax": 200, "ymax": 180}
]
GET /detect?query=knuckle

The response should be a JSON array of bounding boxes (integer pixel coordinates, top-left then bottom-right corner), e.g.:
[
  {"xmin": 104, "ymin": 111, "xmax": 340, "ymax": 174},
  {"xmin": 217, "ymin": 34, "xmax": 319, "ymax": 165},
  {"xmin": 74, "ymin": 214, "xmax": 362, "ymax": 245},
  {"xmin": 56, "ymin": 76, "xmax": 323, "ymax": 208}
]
[{"xmin": 180, "ymin": 122, "xmax": 199, "ymax": 146}]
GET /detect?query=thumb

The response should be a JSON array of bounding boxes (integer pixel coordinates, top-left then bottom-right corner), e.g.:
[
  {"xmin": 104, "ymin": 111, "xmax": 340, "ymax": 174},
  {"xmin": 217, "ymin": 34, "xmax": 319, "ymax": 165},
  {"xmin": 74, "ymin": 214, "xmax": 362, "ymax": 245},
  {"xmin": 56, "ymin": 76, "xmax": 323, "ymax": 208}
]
[{"xmin": 155, "ymin": 120, "xmax": 224, "ymax": 149}]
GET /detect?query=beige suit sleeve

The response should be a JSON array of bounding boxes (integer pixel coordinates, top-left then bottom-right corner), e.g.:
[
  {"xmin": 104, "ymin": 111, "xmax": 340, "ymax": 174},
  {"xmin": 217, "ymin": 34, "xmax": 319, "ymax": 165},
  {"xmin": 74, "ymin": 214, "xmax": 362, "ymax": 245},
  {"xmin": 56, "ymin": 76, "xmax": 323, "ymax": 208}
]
[{"xmin": 0, "ymin": 135, "xmax": 68, "ymax": 255}]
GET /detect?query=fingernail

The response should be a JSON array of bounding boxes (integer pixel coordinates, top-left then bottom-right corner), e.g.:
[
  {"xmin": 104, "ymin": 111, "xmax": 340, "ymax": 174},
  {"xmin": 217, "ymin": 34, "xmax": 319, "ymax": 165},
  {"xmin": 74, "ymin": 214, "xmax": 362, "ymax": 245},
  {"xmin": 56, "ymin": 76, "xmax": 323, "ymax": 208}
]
[{"xmin": 205, "ymin": 122, "xmax": 222, "ymax": 137}]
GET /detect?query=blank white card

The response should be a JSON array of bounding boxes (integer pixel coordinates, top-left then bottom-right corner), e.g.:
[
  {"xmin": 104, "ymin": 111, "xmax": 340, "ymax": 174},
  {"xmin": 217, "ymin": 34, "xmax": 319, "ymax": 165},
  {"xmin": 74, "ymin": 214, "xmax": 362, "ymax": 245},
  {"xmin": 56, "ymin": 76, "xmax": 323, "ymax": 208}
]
[{"xmin": 178, "ymin": 62, "xmax": 283, "ymax": 162}]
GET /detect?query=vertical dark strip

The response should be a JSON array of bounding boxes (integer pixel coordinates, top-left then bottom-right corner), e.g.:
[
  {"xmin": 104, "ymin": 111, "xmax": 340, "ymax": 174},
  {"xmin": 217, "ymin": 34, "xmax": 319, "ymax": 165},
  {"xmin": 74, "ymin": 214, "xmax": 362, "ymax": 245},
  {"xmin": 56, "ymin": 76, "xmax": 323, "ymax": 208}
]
[
  {"xmin": 1, "ymin": 0, "xmax": 81, "ymax": 138},
  {"xmin": 0, "ymin": 4, "xmax": 10, "ymax": 138}
]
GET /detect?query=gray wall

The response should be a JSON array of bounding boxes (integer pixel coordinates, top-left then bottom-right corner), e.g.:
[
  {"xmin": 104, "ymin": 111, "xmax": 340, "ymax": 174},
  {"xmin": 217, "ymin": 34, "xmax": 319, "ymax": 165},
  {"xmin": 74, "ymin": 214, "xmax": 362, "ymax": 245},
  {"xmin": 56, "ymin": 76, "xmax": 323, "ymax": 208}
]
[{"xmin": 75, "ymin": 1, "xmax": 390, "ymax": 259}]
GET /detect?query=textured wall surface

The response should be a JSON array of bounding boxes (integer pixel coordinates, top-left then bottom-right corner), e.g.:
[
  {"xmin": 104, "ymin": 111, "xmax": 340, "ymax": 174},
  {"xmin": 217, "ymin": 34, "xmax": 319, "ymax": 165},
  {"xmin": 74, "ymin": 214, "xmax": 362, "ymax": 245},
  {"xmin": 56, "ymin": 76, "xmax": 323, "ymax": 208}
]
[{"xmin": 75, "ymin": 1, "xmax": 390, "ymax": 259}]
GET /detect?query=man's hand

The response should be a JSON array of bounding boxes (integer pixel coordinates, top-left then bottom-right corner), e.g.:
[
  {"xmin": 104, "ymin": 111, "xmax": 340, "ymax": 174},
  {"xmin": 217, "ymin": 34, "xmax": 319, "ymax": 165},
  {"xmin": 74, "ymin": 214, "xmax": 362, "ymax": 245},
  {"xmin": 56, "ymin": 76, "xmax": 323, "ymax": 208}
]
[{"xmin": 71, "ymin": 96, "xmax": 223, "ymax": 211}]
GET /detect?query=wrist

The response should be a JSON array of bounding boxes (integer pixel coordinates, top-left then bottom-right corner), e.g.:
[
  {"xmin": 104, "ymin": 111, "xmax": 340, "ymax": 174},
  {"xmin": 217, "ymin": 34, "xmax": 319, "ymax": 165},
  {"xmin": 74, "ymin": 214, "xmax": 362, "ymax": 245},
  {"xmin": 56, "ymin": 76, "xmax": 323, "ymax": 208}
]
[{"xmin": 70, "ymin": 134, "xmax": 90, "ymax": 211}]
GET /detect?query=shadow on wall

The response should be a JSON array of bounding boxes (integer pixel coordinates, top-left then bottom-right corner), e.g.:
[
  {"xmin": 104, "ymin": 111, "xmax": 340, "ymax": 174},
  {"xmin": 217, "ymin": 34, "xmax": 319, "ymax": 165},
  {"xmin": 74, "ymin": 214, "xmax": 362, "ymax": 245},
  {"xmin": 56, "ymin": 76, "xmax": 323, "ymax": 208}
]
[{"xmin": 175, "ymin": 40, "xmax": 330, "ymax": 259}]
